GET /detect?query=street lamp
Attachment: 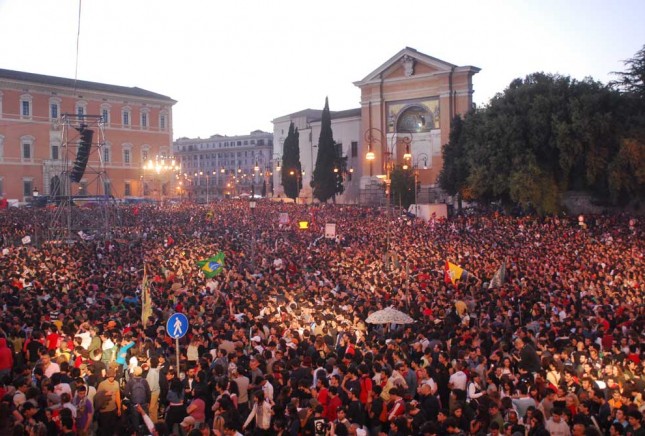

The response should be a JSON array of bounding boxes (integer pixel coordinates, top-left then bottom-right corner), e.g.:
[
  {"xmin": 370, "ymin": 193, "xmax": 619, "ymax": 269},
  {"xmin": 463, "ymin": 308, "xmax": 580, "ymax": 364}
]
[
  {"xmin": 218, "ymin": 167, "xmax": 226, "ymax": 198},
  {"xmin": 365, "ymin": 127, "xmax": 413, "ymax": 265},
  {"xmin": 253, "ymin": 155, "xmax": 267, "ymax": 198},
  {"xmin": 249, "ymin": 199, "xmax": 257, "ymax": 269},
  {"xmin": 333, "ymin": 155, "xmax": 354, "ymax": 201},
  {"xmin": 143, "ymin": 155, "xmax": 179, "ymax": 201},
  {"xmin": 270, "ymin": 154, "xmax": 282, "ymax": 197},
  {"xmin": 413, "ymin": 153, "xmax": 429, "ymax": 217},
  {"xmin": 289, "ymin": 169, "xmax": 303, "ymax": 203},
  {"xmin": 364, "ymin": 128, "xmax": 382, "ymax": 177},
  {"xmin": 198, "ymin": 170, "xmax": 215, "ymax": 203}
]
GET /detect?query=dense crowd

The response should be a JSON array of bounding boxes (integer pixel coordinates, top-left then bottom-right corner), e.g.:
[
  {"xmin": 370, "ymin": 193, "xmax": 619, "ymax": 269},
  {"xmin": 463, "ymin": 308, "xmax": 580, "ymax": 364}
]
[{"xmin": 0, "ymin": 201, "xmax": 643, "ymax": 436}]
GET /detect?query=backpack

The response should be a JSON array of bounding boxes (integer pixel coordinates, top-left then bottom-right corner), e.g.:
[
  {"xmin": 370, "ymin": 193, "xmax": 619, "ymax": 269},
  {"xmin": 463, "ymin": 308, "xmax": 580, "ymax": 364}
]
[{"xmin": 130, "ymin": 377, "xmax": 148, "ymax": 405}]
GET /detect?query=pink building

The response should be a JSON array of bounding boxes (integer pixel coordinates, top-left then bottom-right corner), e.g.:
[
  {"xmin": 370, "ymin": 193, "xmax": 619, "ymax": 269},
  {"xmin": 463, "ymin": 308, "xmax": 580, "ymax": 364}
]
[{"xmin": 0, "ymin": 69, "xmax": 176, "ymax": 202}]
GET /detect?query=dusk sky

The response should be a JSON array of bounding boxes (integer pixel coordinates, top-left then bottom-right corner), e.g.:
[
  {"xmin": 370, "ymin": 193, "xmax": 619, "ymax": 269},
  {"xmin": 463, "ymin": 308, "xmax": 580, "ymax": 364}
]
[{"xmin": 1, "ymin": 0, "xmax": 643, "ymax": 139}]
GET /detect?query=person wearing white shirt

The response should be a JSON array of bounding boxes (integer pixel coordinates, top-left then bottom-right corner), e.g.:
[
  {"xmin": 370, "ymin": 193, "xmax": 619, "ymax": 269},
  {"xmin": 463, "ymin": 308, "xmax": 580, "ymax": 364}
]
[
  {"xmin": 243, "ymin": 391, "xmax": 273, "ymax": 432},
  {"xmin": 75, "ymin": 324, "xmax": 92, "ymax": 350},
  {"xmin": 448, "ymin": 362, "xmax": 468, "ymax": 391},
  {"xmin": 257, "ymin": 376, "xmax": 273, "ymax": 402},
  {"xmin": 100, "ymin": 333, "xmax": 116, "ymax": 367},
  {"xmin": 60, "ymin": 392, "xmax": 77, "ymax": 419},
  {"xmin": 545, "ymin": 408, "xmax": 571, "ymax": 436},
  {"xmin": 40, "ymin": 351, "xmax": 60, "ymax": 379},
  {"xmin": 467, "ymin": 373, "xmax": 485, "ymax": 406}
]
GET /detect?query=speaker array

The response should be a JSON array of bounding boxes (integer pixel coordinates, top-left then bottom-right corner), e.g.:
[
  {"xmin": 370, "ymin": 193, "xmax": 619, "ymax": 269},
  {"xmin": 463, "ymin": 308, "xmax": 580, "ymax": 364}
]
[{"xmin": 70, "ymin": 124, "xmax": 94, "ymax": 183}]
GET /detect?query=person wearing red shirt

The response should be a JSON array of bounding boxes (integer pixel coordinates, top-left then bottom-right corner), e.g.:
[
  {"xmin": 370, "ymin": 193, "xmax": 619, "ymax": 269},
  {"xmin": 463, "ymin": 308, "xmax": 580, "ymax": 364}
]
[
  {"xmin": 0, "ymin": 338, "xmax": 13, "ymax": 380},
  {"xmin": 358, "ymin": 364, "xmax": 373, "ymax": 406},
  {"xmin": 46, "ymin": 326, "xmax": 61, "ymax": 352},
  {"xmin": 324, "ymin": 386, "xmax": 342, "ymax": 422},
  {"xmin": 315, "ymin": 377, "xmax": 330, "ymax": 411}
]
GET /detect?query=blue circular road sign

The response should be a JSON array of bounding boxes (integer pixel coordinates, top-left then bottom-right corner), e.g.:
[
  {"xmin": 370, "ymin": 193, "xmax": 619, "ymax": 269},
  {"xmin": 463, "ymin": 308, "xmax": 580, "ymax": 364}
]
[{"xmin": 167, "ymin": 313, "xmax": 189, "ymax": 339}]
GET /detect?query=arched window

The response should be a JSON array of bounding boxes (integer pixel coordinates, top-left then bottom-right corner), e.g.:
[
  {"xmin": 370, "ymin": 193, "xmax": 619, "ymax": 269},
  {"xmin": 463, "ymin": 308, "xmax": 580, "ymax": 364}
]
[{"xmin": 396, "ymin": 105, "xmax": 433, "ymax": 133}]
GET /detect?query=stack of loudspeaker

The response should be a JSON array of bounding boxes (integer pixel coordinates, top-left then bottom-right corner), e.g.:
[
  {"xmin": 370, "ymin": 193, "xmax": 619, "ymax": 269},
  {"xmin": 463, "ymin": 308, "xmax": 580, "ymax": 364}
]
[{"xmin": 70, "ymin": 124, "xmax": 94, "ymax": 183}]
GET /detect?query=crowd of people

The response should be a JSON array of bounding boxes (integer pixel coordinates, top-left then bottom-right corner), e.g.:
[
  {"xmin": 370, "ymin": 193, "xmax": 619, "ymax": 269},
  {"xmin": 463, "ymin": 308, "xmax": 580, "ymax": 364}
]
[{"xmin": 0, "ymin": 200, "xmax": 643, "ymax": 436}]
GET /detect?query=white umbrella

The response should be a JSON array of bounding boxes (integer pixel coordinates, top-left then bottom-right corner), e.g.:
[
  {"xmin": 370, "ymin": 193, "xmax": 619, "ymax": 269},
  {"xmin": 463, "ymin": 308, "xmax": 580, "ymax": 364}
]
[{"xmin": 366, "ymin": 307, "xmax": 415, "ymax": 325}]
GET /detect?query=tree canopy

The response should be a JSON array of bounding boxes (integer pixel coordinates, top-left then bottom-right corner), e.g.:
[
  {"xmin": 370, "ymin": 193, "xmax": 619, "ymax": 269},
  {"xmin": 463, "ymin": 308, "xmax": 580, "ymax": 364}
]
[
  {"xmin": 611, "ymin": 44, "xmax": 645, "ymax": 98},
  {"xmin": 439, "ymin": 63, "xmax": 645, "ymax": 214}
]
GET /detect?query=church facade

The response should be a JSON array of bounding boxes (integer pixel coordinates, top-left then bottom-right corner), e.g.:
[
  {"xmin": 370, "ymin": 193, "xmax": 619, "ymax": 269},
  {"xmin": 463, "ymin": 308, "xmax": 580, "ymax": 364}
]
[{"xmin": 274, "ymin": 47, "xmax": 479, "ymax": 204}]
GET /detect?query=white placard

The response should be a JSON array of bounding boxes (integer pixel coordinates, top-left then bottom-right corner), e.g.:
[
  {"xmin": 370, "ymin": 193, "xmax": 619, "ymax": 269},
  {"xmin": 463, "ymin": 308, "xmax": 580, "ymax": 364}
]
[{"xmin": 325, "ymin": 223, "xmax": 336, "ymax": 239}]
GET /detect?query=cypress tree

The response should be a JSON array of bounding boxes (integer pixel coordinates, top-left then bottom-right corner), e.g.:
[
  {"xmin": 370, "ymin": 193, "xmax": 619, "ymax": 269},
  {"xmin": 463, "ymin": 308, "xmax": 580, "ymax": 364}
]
[
  {"xmin": 281, "ymin": 122, "xmax": 301, "ymax": 200},
  {"xmin": 312, "ymin": 97, "xmax": 342, "ymax": 202}
]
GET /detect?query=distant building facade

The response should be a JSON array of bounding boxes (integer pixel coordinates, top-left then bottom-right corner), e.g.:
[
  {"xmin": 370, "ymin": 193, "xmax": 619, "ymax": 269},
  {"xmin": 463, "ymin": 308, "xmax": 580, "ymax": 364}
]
[
  {"xmin": 0, "ymin": 68, "xmax": 175, "ymax": 202},
  {"xmin": 273, "ymin": 47, "xmax": 479, "ymax": 204},
  {"xmin": 272, "ymin": 108, "xmax": 361, "ymax": 203},
  {"xmin": 173, "ymin": 130, "xmax": 273, "ymax": 200}
]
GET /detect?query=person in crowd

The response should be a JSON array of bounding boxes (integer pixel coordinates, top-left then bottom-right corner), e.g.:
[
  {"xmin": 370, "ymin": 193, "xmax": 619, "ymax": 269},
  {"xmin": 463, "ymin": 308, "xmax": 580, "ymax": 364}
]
[{"xmin": 0, "ymin": 201, "xmax": 642, "ymax": 435}]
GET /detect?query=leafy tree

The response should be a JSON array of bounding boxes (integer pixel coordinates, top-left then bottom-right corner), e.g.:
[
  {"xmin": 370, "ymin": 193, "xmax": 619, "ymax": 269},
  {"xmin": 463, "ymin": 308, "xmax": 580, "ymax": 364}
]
[
  {"xmin": 311, "ymin": 97, "xmax": 343, "ymax": 202},
  {"xmin": 439, "ymin": 115, "xmax": 472, "ymax": 210},
  {"xmin": 441, "ymin": 70, "xmax": 643, "ymax": 213},
  {"xmin": 607, "ymin": 138, "xmax": 645, "ymax": 203},
  {"xmin": 611, "ymin": 44, "xmax": 645, "ymax": 98},
  {"xmin": 609, "ymin": 45, "xmax": 645, "ymax": 203},
  {"xmin": 281, "ymin": 122, "xmax": 301, "ymax": 200}
]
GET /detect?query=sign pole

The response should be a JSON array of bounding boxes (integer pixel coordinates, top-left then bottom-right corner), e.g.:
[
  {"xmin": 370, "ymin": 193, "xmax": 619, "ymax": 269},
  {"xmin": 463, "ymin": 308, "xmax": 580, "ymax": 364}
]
[
  {"xmin": 166, "ymin": 312, "xmax": 189, "ymax": 376},
  {"xmin": 175, "ymin": 337, "xmax": 180, "ymax": 375}
]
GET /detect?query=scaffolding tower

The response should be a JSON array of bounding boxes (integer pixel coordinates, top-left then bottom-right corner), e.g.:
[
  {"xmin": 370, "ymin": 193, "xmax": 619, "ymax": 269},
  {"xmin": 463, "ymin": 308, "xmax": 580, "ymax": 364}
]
[{"xmin": 46, "ymin": 114, "xmax": 117, "ymax": 241}]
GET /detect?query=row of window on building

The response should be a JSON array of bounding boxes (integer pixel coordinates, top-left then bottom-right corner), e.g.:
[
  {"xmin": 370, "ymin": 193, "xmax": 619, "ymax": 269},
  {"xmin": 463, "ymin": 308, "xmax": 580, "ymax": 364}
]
[
  {"xmin": 12, "ymin": 96, "xmax": 167, "ymax": 130},
  {"xmin": 178, "ymin": 138, "xmax": 271, "ymax": 151},
  {"xmin": 0, "ymin": 177, "xmax": 112, "ymax": 198},
  {"xmin": 2, "ymin": 137, "xmax": 163, "ymax": 166}
]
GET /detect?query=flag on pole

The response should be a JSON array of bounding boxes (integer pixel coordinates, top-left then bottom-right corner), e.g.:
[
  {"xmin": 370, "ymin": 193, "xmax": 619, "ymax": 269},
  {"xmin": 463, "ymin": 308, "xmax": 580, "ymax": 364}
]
[
  {"xmin": 141, "ymin": 266, "xmax": 153, "ymax": 325},
  {"xmin": 444, "ymin": 261, "xmax": 471, "ymax": 286},
  {"xmin": 488, "ymin": 262, "xmax": 506, "ymax": 289},
  {"xmin": 197, "ymin": 252, "xmax": 225, "ymax": 278}
]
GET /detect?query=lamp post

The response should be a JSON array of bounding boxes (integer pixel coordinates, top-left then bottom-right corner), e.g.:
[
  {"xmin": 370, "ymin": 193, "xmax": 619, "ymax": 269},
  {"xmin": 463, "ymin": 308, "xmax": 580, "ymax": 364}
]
[
  {"xmin": 364, "ymin": 128, "xmax": 382, "ymax": 177},
  {"xmin": 195, "ymin": 172, "xmax": 200, "ymax": 202},
  {"xmin": 218, "ymin": 167, "xmax": 226, "ymax": 198},
  {"xmin": 333, "ymin": 160, "xmax": 354, "ymax": 202},
  {"xmin": 209, "ymin": 170, "xmax": 215, "ymax": 203},
  {"xmin": 271, "ymin": 154, "xmax": 281, "ymax": 197},
  {"xmin": 365, "ymin": 128, "xmax": 413, "ymax": 266},
  {"xmin": 413, "ymin": 153, "xmax": 428, "ymax": 217},
  {"xmin": 253, "ymin": 155, "xmax": 267, "ymax": 198},
  {"xmin": 176, "ymin": 181, "xmax": 183, "ymax": 201},
  {"xmin": 198, "ymin": 170, "xmax": 215, "ymax": 203},
  {"xmin": 289, "ymin": 169, "xmax": 303, "ymax": 203},
  {"xmin": 249, "ymin": 200, "xmax": 256, "ymax": 270},
  {"xmin": 144, "ymin": 155, "xmax": 179, "ymax": 201}
]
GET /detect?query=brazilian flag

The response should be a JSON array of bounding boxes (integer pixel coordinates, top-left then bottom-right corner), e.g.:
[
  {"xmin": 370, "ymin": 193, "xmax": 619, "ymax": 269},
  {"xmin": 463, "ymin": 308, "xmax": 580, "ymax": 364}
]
[{"xmin": 197, "ymin": 252, "xmax": 225, "ymax": 278}]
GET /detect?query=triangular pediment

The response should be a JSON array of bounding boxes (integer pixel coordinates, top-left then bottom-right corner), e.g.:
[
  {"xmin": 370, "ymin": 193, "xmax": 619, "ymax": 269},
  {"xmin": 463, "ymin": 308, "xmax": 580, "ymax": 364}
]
[{"xmin": 354, "ymin": 47, "xmax": 461, "ymax": 86}]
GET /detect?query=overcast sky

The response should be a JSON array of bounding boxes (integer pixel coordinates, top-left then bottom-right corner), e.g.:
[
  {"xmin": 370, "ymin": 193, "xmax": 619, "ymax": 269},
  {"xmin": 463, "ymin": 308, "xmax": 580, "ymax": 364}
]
[{"xmin": 1, "ymin": 0, "xmax": 643, "ymax": 140}]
